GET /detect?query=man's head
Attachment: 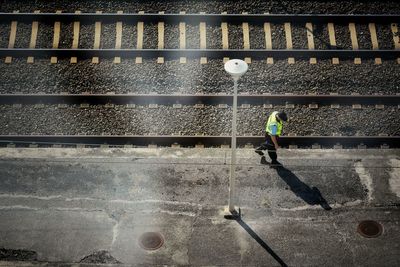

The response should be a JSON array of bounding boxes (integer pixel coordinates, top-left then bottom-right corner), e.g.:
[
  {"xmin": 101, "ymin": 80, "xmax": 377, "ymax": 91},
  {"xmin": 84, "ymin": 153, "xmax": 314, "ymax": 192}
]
[{"xmin": 276, "ymin": 111, "xmax": 288, "ymax": 122}]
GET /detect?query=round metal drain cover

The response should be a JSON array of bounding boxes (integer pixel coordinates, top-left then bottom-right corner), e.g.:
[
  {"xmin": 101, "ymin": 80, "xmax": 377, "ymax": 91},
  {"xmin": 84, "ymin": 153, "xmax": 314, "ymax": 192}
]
[
  {"xmin": 139, "ymin": 232, "xmax": 164, "ymax": 250},
  {"xmin": 357, "ymin": 220, "xmax": 383, "ymax": 238}
]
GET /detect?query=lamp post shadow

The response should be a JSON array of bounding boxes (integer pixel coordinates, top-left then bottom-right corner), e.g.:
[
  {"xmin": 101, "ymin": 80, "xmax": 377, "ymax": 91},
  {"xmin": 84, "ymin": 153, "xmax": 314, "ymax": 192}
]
[
  {"xmin": 261, "ymin": 156, "xmax": 332, "ymax": 210},
  {"xmin": 227, "ymin": 210, "xmax": 288, "ymax": 267}
]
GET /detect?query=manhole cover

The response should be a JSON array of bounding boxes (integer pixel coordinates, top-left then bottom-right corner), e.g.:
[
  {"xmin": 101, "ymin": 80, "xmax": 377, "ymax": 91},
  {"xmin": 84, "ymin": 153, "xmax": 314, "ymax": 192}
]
[
  {"xmin": 357, "ymin": 220, "xmax": 383, "ymax": 238},
  {"xmin": 139, "ymin": 232, "xmax": 164, "ymax": 250}
]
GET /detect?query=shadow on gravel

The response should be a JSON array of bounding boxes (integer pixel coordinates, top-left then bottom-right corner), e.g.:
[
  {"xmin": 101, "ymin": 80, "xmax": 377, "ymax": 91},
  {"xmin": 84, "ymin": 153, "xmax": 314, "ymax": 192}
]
[
  {"xmin": 79, "ymin": 250, "xmax": 121, "ymax": 264},
  {"xmin": 0, "ymin": 248, "xmax": 38, "ymax": 261},
  {"xmin": 269, "ymin": 162, "xmax": 332, "ymax": 211}
]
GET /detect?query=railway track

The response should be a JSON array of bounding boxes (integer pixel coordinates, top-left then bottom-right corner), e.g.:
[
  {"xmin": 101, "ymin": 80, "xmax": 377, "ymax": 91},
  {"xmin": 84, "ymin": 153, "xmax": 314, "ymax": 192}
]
[
  {"xmin": 0, "ymin": 13, "xmax": 399, "ymax": 62},
  {"xmin": 0, "ymin": 98, "xmax": 398, "ymax": 147}
]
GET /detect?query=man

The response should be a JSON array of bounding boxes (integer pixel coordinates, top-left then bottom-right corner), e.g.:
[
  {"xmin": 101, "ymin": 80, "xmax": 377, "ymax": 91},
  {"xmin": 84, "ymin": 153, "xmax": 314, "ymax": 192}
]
[{"xmin": 255, "ymin": 111, "xmax": 288, "ymax": 166}]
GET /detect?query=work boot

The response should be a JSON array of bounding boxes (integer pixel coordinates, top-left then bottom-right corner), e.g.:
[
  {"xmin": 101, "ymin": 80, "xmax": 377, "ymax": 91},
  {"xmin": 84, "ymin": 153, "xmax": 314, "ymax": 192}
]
[
  {"xmin": 254, "ymin": 147, "xmax": 264, "ymax": 156},
  {"xmin": 260, "ymin": 156, "xmax": 269, "ymax": 165}
]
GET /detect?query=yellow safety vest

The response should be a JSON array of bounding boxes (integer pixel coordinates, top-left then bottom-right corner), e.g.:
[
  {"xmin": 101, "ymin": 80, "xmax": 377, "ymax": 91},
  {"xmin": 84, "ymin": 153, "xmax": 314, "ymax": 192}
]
[{"xmin": 265, "ymin": 111, "xmax": 283, "ymax": 136}]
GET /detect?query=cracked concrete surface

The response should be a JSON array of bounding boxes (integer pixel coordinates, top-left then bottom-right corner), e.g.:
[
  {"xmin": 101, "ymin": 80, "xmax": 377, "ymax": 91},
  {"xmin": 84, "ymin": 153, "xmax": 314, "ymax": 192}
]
[{"xmin": 0, "ymin": 148, "xmax": 399, "ymax": 266}]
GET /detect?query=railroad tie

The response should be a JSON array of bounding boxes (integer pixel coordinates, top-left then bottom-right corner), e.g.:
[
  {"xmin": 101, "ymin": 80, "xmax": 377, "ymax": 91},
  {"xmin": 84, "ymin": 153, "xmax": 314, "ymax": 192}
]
[
  {"xmin": 312, "ymin": 143, "xmax": 321, "ymax": 149},
  {"xmin": 263, "ymin": 103, "xmax": 273, "ymax": 109},
  {"xmin": 284, "ymin": 22, "xmax": 295, "ymax": 64},
  {"xmin": 70, "ymin": 10, "xmax": 81, "ymax": 64},
  {"xmin": 358, "ymin": 143, "xmax": 367, "ymax": 149},
  {"xmin": 306, "ymin": 22, "xmax": 317, "ymax": 64},
  {"xmin": 331, "ymin": 104, "xmax": 340, "ymax": 109},
  {"xmin": 349, "ymin": 22, "xmax": 361, "ymax": 64},
  {"xmin": 5, "ymin": 10, "xmax": 18, "ymax": 64},
  {"xmin": 114, "ymin": 10, "xmax": 123, "ymax": 64},
  {"xmin": 221, "ymin": 12, "xmax": 229, "ymax": 63},
  {"xmin": 157, "ymin": 11, "xmax": 165, "ymax": 64},
  {"xmin": 179, "ymin": 11, "xmax": 186, "ymax": 64},
  {"xmin": 136, "ymin": 11, "xmax": 144, "ymax": 64},
  {"xmin": 51, "ymin": 10, "xmax": 62, "ymax": 64},
  {"xmin": 333, "ymin": 143, "xmax": 343, "ymax": 149},
  {"xmin": 285, "ymin": 103, "xmax": 295, "ymax": 109},
  {"xmin": 242, "ymin": 12, "xmax": 251, "ymax": 63},
  {"xmin": 173, "ymin": 103, "xmax": 182, "ymax": 109},
  {"xmin": 327, "ymin": 23, "xmax": 339, "ymax": 64},
  {"xmin": 368, "ymin": 23, "xmax": 382, "ymax": 64},
  {"xmin": 92, "ymin": 10, "xmax": 102, "ymax": 64},
  {"xmin": 391, "ymin": 23, "xmax": 400, "ymax": 64},
  {"xmin": 171, "ymin": 143, "xmax": 181, "ymax": 148},
  {"xmin": 199, "ymin": 12, "xmax": 207, "ymax": 64},
  {"xmin": 27, "ymin": 10, "xmax": 40, "ymax": 63},
  {"xmin": 195, "ymin": 143, "xmax": 205, "ymax": 148},
  {"xmin": 381, "ymin": 143, "xmax": 390, "ymax": 149},
  {"xmin": 263, "ymin": 16, "xmax": 273, "ymax": 64},
  {"xmin": 194, "ymin": 103, "xmax": 205, "ymax": 109}
]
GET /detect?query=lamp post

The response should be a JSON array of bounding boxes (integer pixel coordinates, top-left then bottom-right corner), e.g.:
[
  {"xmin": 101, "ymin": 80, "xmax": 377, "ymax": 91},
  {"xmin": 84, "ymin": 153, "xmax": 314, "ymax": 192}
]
[{"xmin": 224, "ymin": 59, "xmax": 248, "ymax": 215}]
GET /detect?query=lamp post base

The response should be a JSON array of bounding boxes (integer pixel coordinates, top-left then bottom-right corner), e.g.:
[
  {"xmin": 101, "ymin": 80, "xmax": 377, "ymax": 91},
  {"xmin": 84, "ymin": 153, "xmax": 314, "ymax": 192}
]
[{"xmin": 223, "ymin": 206, "xmax": 241, "ymax": 220}]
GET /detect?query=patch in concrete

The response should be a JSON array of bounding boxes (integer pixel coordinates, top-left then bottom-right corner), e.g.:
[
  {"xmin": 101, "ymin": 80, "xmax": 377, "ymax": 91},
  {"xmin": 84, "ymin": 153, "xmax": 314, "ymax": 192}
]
[
  {"xmin": 279, "ymin": 199, "xmax": 362, "ymax": 211},
  {"xmin": 235, "ymin": 225, "xmax": 250, "ymax": 262},
  {"xmin": 0, "ymin": 248, "xmax": 37, "ymax": 261},
  {"xmin": 79, "ymin": 250, "xmax": 121, "ymax": 264},
  {"xmin": 389, "ymin": 159, "xmax": 400, "ymax": 198},
  {"xmin": 355, "ymin": 162, "xmax": 373, "ymax": 202},
  {"xmin": 108, "ymin": 209, "xmax": 126, "ymax": 248},
  {"xmin": 172, "ymin": 249, "xmax": 189, "ymax": 265}
]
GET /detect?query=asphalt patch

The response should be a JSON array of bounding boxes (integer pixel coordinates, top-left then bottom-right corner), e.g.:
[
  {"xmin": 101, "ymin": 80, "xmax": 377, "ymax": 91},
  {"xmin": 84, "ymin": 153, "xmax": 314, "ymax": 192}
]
[
  {"xmin": 79, "ymin": 250, "xmax": 121, "ymax": 264},
  {"xmin": 0, "ymin": 248, "xmax": 38, "ymax": 261}
]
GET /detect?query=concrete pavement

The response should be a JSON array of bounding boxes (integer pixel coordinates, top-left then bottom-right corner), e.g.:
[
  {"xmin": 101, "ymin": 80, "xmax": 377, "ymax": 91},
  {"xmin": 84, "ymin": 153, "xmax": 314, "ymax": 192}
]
[{"xmin": 0, "ymin": 148, "xmax": 399, "ymax": 266}]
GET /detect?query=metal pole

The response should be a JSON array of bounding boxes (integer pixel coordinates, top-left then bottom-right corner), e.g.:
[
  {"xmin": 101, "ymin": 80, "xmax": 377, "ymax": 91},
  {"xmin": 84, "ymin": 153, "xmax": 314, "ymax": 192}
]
[{"xmin": 228, "ymin": 78, "xmax": 238, "ymax": 212}]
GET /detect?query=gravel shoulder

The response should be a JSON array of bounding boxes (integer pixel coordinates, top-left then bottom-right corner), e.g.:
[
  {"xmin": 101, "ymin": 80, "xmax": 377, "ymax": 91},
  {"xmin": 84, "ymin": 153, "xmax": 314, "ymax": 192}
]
[
  {"xmin": 1, "ymin": 0, "xmax": 400, "ymax": 14},
  {"xmin": 0, "ymin": 104, "xmax": 398, "ymax": 136},
  {"xmin": 0, "ymin": 59, "xmax": 398, "ymax": 95}
]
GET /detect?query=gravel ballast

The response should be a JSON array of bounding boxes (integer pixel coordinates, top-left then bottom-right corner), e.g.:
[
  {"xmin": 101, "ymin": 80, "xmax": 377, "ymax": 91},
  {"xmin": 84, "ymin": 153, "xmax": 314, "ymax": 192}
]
[
  {"xmin": 0, "ymin": 58, "xmax": 398, "ymax": 95},
  {"xmin": 0, "ymin": 104, "xmax": 398, "ymax": 136},
  {"xmin": 0, "ymin": 23, "xmax": 10, "ymax": 48},
  {"xmin": 13, "ymin": 22, "xmax": 31, "ymax": 48},
  {"xmin": 1, "ymin": 1, "xmax": 400, "ymax": 14}
]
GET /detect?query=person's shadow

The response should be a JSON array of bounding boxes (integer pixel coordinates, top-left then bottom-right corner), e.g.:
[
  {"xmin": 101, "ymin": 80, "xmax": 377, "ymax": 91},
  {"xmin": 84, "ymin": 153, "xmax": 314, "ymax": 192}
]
[{"xmin": 261, "ymin": 156, "xmax": 332, "ymax": 210}]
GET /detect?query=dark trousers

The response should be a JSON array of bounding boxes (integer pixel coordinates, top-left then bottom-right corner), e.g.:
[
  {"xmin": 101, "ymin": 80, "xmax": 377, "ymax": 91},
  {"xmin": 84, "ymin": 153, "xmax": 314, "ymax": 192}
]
[{"xmin": 256, "ymin": 133, "xmax": 278, "ymax": 162}]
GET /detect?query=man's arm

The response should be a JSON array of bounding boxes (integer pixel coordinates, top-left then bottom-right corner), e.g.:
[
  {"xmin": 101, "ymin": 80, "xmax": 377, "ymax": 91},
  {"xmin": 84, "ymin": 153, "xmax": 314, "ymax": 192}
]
[
  {"xmin": 271, "ymin": 135, "xmax": 279, "ymax": 149},
  {"xmin": 269, "ymin": 124, "xmax": 279, "ymax": 149}
]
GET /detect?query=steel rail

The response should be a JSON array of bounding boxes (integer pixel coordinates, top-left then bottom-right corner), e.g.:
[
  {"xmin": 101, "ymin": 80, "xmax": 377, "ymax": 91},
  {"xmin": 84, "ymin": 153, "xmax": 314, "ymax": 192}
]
[
  {"xmin": 1, "ymin": 48, "xmax": 400, "ymax": 59},
  {"xmin": 0, "ymin": 94, "xmax": 399, "ymax": 105},
  {"xmin": 0, "ymin": 135, "xmax": 398, "ymax": 148},
  {"xmin": 0, "ymin": 13, "xmax": 399, "ymax": 24}
]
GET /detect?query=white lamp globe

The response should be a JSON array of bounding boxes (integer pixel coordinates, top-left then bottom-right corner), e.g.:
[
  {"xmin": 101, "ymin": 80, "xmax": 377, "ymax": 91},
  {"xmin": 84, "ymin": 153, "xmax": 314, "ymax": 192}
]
[{"xmin": 224, "ymin": 59, "xmax": 248, "ymax": 80}]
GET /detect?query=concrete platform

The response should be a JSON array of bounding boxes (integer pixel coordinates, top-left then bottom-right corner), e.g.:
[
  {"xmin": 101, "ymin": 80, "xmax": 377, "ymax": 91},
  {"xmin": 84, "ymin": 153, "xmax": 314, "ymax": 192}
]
[{"xmin": 0, "ymin": 148, "xmax": 399, "ymax": 266}]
